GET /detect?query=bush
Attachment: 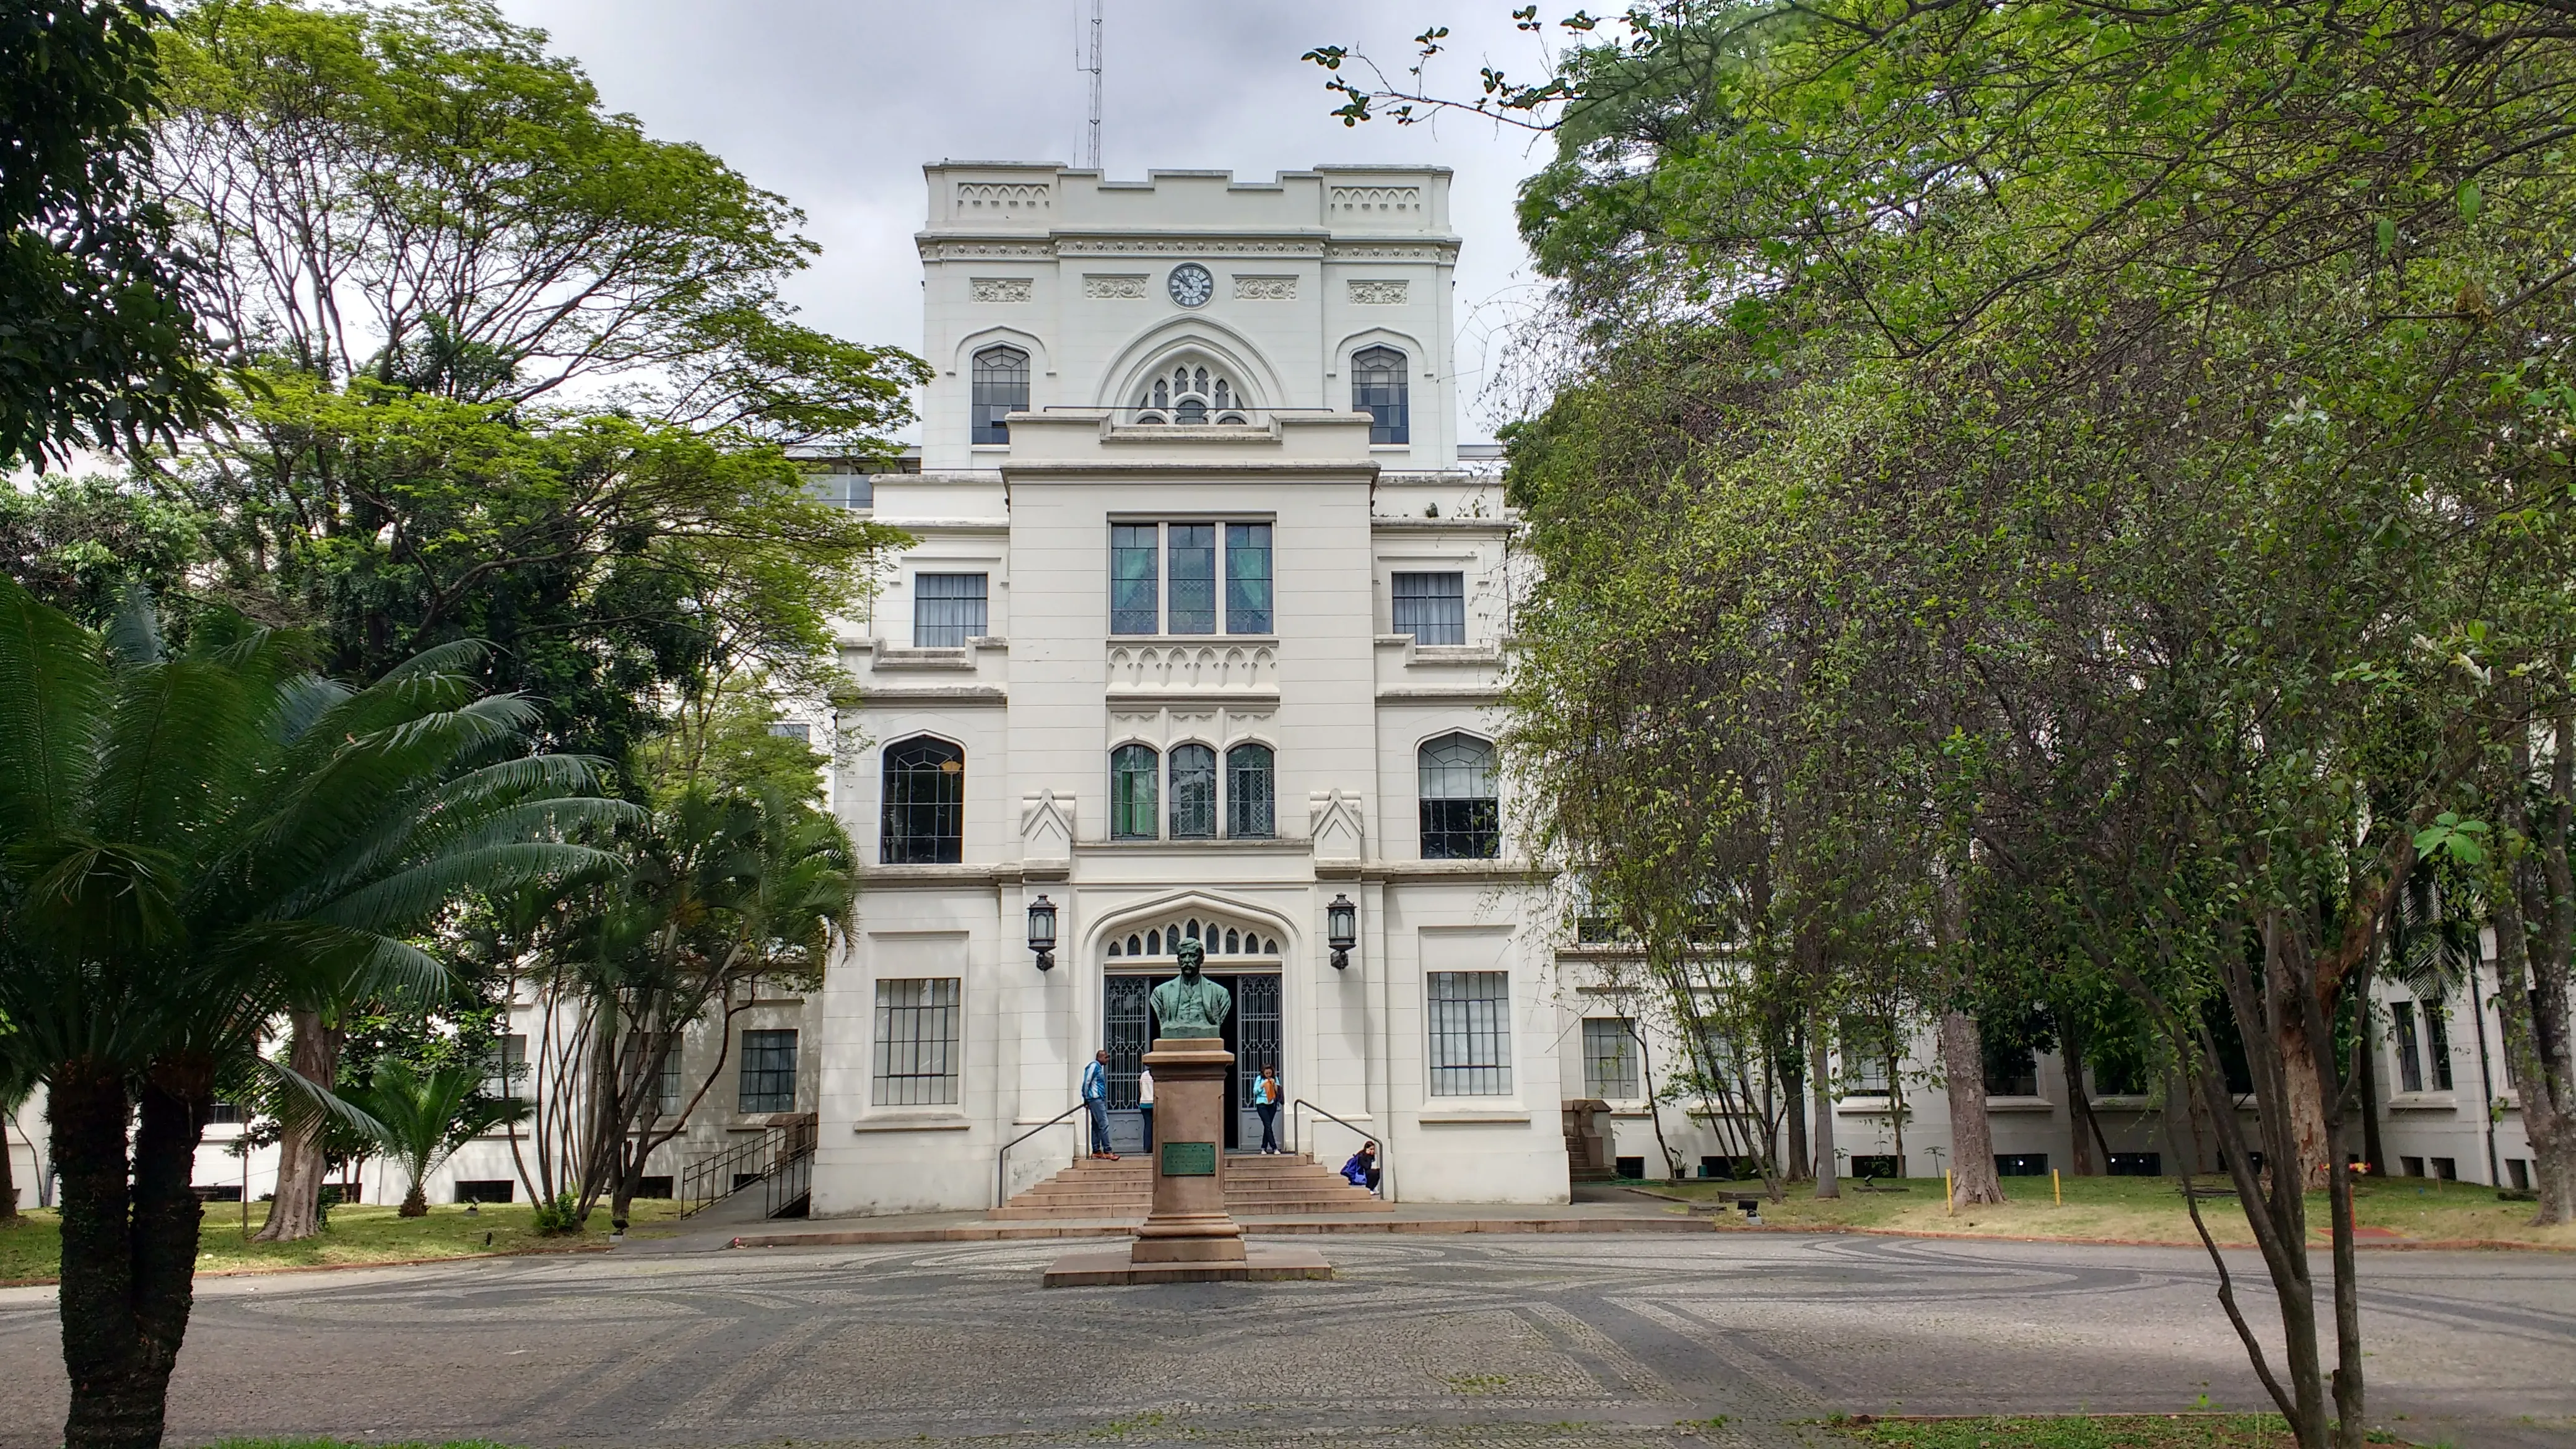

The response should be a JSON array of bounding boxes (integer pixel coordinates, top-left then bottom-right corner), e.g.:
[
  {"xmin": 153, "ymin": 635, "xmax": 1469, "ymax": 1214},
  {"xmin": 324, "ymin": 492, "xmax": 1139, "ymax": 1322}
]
[{"xmin": 529, "ymin": 1192, "xmax": 582, "ymax": 1235}]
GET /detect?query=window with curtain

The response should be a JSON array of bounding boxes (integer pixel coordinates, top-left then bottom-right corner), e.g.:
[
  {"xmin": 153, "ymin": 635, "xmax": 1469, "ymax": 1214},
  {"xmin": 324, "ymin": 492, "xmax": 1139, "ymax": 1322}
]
[
  {"xmin": 1111, "ymin": 523, "xmax": 1159, "ymax": 634},
  {"xmin": 1226, "ymin": 742, "xmax": 1274, "ymax": 838},
  {"xmin": 872, "ymin": 978, "xmax": 962, "ymax": 1106},
  {"xmin": 1429, "ymin": 971, "xmax": 1511, "ymax": 1095},
  {"xmin": 738, "ymin": 1029, "xmax": 799, "ymax": 1113},
  {"xmin": 655, "ymin": 1049, "xmax": 682, "ymax": 1116},
  {"xmin": 1582, "ymin": 1018, "xmax": 1641, "ymax": 1099},
  {"xmin": 1352, "ymin": 345, "xmax": 1409, "ymax": 444},
  {"xmin": 1168, "ymin": 524, "xmax": 1216, "ymax": 633},
  {"xmin": 1168, "ymin": 744, "xmax": 1216, "ymax": 838},
  {"xmin": 2391, "ymin": 1000, "xmax": 2424, "ymax": 1093},
  {"xmin": 881, "ymin": 737, "xmax": 964, "ymax": 864},
  {"xmin": 1111, "ymin": 744, "xmax": 1160, "ymax": 840},
  {"xmin": 1225, "ymin": 522, "xmax": 1272, "ymax": 633},
  {"xmin": 971, "ymin": 346, "xmax": 1029, "ymax": 444},
  {"xmin": 2423, "ymin": 1001, "xmax": 2454, "ymax": 1089},
  {"xmin": 913, "ymin": 573, "xmax": 988, "ymax": 646},
  {"xmin": 1418, "ymin": 734, "xmax": 1498, "ymax": 859},
  {"xmin": 1393, "ymin": 572, "xmax": 1465, "ymax": 645}
]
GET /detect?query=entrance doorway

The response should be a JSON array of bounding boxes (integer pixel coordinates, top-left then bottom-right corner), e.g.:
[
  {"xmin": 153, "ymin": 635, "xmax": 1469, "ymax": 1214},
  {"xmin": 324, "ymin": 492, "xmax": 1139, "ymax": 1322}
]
[{"xmin": 1102, "ymin": 968, "xmax": 1282, "ymax": 1152}]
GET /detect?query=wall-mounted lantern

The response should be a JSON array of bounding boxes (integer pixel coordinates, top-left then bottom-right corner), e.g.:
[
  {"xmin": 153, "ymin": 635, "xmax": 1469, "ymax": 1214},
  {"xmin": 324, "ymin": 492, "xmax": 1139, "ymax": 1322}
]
[
  {"xmin": 1327, "ymin": 894, "xmax": 1358, "ymax": 969},
  {"xmin": 1027, "ymin": 895, "xmax": 1058, "ymax": 971}
]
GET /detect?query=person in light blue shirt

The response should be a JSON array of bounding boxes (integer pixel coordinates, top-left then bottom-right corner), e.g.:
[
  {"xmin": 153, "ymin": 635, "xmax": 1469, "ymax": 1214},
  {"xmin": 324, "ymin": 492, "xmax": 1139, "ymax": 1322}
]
[
  {"xmin": 1253, "ymin": 1066, "xmax": 1282, "ymax": 1153},
  {"xmin": 1082, "ymin": 1050, "xmax": 1117, "ymax": 1160}
]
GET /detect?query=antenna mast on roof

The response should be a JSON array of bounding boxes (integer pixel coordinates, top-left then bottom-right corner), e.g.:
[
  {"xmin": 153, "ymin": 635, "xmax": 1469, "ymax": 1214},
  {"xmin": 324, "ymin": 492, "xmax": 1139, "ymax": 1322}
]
[{"xmin": 1081, "ymin": 0, "xmax": 1103, "ymax": 171}]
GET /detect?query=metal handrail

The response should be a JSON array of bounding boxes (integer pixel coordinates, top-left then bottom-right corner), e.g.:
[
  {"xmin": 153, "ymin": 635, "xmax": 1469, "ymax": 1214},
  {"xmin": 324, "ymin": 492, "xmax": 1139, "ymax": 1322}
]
[
  {"xmin": 677, "ymin": 1116, "xmax": 816, "ymax": 1218},
  {"xmin": 996, "ymin": 1100, "xmax": 1092, "ymax": 1211},
  {"xmin": 1288, "ymin": 1098, "xmax": 1386, "ymax": 1200}
]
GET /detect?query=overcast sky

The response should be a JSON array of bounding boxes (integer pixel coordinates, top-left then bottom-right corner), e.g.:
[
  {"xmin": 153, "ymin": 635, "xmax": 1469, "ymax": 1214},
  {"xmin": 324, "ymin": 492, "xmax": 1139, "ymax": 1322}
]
[{"xmin": 489, "ymin": 0, "xmax": 1561, "ymax": 441}]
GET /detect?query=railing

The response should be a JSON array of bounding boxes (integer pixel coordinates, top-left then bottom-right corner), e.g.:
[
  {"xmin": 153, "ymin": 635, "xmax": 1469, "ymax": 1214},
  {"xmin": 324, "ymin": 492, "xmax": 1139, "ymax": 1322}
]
[
  {"xmin": 677, "ymin": 1116, "xmax": 817, "ymax": 1218},
  {"xmin": 1288, "ymin": 1099, "xmax": 1386, "ymax": 1201},
  {"xmin": 996, "ymin": 1100, "xmax": 1092, "ymax": 1211},
  {"xmin": 765, "ymin": 1141, "xmax": 814, "ymax": 1219}
]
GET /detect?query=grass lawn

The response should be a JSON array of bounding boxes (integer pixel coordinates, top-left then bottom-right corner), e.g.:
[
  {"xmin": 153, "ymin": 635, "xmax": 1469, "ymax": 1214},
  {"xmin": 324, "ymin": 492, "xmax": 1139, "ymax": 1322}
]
[
  {"xmin": 1643, "ymin": 1173, "xmax": 2576, "ymax": 1249},
  {"xmin": 1827, "ymin": 1415, "xmax": 2403, "ymax": 1449},
  {"xmin": 0, "ymin": 1199, "xmax": 685, "ymax": 1284}
]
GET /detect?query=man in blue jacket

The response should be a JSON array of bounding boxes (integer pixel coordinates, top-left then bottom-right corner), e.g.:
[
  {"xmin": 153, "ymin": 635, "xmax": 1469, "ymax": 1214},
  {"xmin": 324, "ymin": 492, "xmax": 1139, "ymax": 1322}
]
[{"xmin": 1082, "ymin": 1049, "xmax": 1118, "ymax": 1160}]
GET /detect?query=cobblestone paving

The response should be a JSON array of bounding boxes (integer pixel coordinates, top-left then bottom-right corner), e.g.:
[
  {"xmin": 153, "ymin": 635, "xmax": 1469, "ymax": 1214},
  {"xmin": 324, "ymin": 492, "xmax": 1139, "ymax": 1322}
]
[{"xmin": 0, "ymin": 1235, "xmax": 2568, "ymax": 1449}]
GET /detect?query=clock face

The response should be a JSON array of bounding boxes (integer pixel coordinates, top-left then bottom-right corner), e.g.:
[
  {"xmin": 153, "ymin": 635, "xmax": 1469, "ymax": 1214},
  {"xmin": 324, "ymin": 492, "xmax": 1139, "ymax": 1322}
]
[{"xmin": 1167, "ymin": 263, "xmax": 1214, "ymax": 308}]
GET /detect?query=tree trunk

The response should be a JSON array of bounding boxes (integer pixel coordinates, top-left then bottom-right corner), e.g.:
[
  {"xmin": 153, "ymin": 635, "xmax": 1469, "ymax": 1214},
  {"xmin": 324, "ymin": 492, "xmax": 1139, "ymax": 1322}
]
[
  {"xmin": 1781, "ymin": 1040, "xmax": 1810, "ymax": 1183},
  {"xmin": 2355, "ymin": 998, "xmax": 2388, "ymax": 1178},
  {"xmin": 2495, "ymin": 829, "xmax": 2576, "ymax": 1224},
  {"xmin": 1808, "ymin": 1016, "xmax": 1839, "ymax": 1198},
  {"xmin": 2276, "ymin": 1009, "xmax": 2336, "ymax": 1190},
  {"xmin": 399, "ymin": 1183, "xmax": 429, "ymax": 1217},
  {"xmin": 2060, "ymin": 1021, "xmax": 2099, "ymax": 1177},
  {"xmin": 52, "ymin": 1056, "xmax": 212, "ymax": 1449},
  {"xmin": 1941, "ymin": 1011, "xmax": 2005, "ymax": 1206},
  {"xmin": 253, "ymin": 1011, "xmax": 342, "ymax": 1242},
  {"xmin": 0, "ymin": 1105, "xmax": 19, "ymax": 1222}
]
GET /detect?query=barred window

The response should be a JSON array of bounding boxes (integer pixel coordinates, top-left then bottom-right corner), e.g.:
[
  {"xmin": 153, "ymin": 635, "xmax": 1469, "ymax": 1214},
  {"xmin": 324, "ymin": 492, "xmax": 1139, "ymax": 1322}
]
[
  {"xmin": 1111, "ymin": 523, "xmax": 1159, "ymax": 635},
  {"xmin": 2423, "ymin": 1000, "xmax": 2454, "ymax": 1090},
  {"xmin": 1419, "ymin": 734, "xmax": 1499, "ymax": 859},
  {"xmin": 913, "ymin": 573, "xmax": 989, "ymax": 647},
  {"xmin": 1429, "ymin": 971, "xmax": 1512, "ymax": 1095},
  {"xmin": 1225, "ymin": 523, "xmax": 1272, "ymax": 633},
  {"xmin": 1393, "ymin": 572, "xmax": 1465, "ymax": 645},
  {"xmin": 1840, "ymin": 1017, "xmax": 1894, "ymax": 1095},
  {"xmin": 2391, "ymin": 1001, "xmax": 2423, "ymax": 1094},
  {"xmin": 1226, "ymin": 742, "xmax": 1274, "ymax": 838},
  {"xmin": 1352, "ymin": 345, "xmax": 1409, "ymax": 445},
  {"xmin": 482, "ymin": 1033, "xmax": 528, "ymax": 1102},
  {"xmin": 881, "ymin": 737, "xmax": 964, "ymax": 864},
  {"xmin": 1112, "ymin": 744, "xmax": 1160, "ymax": 840},
  {"xmin": 1168, "ymin": 524, "xmax": 1216, "ymax": 634},
  {"xmin": 1169, "ymin": 743, "xmax": 1216, "ymax": 839},
  {"xmin": 971, "ymin": 346, "xmax": 1028, "ymax": 444},
  {"xmin": 1982, "ymin": 1039, "xmax": 2037, "ymax": 1097},
  {"xmin": 872, "ymin": 978, "xmax": 961, "ymax": 1106},
  {"xmin": 1582, "ymin": 1017, "xmax": 1641, "ymax": 1099},
  {"xmin": 656, "ymin": 1047, "xmax": 682, "ymax": 1116},
  {"xmin": 738, "ymin": 1029, "xmax": 799, "ymax": 1113}
]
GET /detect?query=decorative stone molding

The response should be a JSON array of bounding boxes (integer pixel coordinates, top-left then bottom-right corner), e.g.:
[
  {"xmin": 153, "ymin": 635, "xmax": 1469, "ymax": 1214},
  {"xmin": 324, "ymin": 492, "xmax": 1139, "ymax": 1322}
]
[
  {"xmin": 1021, "ymin": 790, "xmax": 1075, "ymax": 865},
  {"xmin": 1084, "ymin": 273, "xmax": 1149, "ymax": 298},
  {"xmin": 1232, "ymin": 275, "xmax": 1297, "ymax": 300},
  {"xmin": 957, "ymin": 182, "xmax": 1051, "ymax": 211},
  {"xmin": 918, "ymin": 242, "xmax": 1055, "ymax": 260},
  {"xmin": 1326, "ymin": 243, "xmax": 1458, "ymax": 263},
  {"xmin": 970, "ymin": 277, "xmax": 1033, "ymax": 303},
  {"xmin": 1347, "ymin": 279, "xmax": 1409, "ymax": 305},
  {"xmin": 1059, "ymin": 238, "xmax": 1324, "ymax": 258},
  {"xmin": 1103, "ymin": 642, "xmax": 1279, "ymax": 699},
  {"xmin": 1309, "ymin": 790, "xmax": 1367, "ymax": 863},
  {"xmin": 1331, "ymin": 185, "xmax": 1423, "ymax": 213}
]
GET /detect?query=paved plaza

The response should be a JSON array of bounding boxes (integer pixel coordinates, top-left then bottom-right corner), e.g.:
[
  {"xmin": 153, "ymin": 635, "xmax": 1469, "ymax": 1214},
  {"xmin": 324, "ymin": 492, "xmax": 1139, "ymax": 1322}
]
[{"xmin": 0, "ymin": 1234, "xmax": 2569, "ymax": 1449}]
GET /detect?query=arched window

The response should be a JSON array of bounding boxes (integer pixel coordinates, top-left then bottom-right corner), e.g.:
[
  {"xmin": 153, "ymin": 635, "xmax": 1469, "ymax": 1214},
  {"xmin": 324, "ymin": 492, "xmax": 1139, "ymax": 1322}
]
[
  {"xmin": 1134, "ymin": 359, "xmax": 1247, "ymax": 425},
  {"xmin": 1169, "ymin": 744, "xmax": 1217, "ymax": 838},
  {"xmin": 972, "ymin": 346, "xmax": 1029, "ymax": 444},
  {"xmin": 882, "ymin": 737, "xmax": 964, "ymax": 864},
  {"xmin": 1111, "ymin": 744, "xmax": 1159, "ymax": 840},
  {"xmin": 1147, "ymin": 928, "xmax": 1161, "ymax": 955},
  {"xmin": 1225, "ymin": 928, "xmax": 1241, "ymax": 954},
  {"xmin": 1419, "ymin": 733, "xmax": 1498, "ymax": 859},
  {"xmin": 1226, "ymin": 742, "xmax": 1275, "ymax": 838},
  {"xmin": 1127, "ymin": 933, "xmax": 1142, "ymax": 956},
  {"xmin": 1352, "ymin": 346, "xmax": 1409, "ymax": 445}
]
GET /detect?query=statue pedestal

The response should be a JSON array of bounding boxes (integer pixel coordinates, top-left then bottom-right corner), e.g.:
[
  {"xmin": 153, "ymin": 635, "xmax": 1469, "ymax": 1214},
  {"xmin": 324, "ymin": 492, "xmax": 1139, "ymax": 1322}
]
[{"xmin": 1042, "ymin": 1037, "xmax": 1329, "ymax": 1286}]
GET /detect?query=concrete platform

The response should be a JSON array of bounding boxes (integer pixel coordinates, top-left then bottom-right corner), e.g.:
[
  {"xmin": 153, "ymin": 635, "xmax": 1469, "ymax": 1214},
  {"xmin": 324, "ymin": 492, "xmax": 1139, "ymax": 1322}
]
[{"xmin": 1040, "ymin": 1242, "xmax": 1333, "ymax": 1287}]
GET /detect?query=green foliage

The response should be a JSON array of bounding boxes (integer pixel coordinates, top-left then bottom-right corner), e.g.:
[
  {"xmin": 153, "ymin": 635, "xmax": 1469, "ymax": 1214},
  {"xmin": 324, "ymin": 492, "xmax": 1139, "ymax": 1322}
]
[
  {"xmin": 0, "ymin": 0, "xmax": 223, "ymax": 469},
  {"xmin": 341, "ymin": 1061, "xmax": 519, "ymax": 1212},
  {"xmin": 0, "ymin": 474, "xmax": 207, "ymax": 627},
  {"xmin": 528, "ymin": 1190, "xmax": 581, "ymax": 1235}
]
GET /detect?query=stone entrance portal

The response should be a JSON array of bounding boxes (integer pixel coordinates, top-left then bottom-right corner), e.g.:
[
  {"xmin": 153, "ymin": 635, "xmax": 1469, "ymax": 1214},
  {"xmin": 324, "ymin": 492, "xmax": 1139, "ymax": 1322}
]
[{"xmin": 1104, "ymin": 969, "xmax": 1281, "ymax": 1152}]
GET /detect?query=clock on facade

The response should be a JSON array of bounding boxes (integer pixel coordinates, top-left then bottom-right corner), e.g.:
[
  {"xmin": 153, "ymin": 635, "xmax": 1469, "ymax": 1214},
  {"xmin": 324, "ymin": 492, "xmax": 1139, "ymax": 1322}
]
[{"xmin": 1167, "ymin": 263, "xmax": 1214, "ymax": 308}]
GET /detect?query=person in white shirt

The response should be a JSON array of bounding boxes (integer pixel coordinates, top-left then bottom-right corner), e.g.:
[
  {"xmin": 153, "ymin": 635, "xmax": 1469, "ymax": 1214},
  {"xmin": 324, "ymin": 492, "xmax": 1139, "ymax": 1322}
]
[{"xmin": 1137, "ymin": 1066, "xmax": 1155, "ymax": 1152}]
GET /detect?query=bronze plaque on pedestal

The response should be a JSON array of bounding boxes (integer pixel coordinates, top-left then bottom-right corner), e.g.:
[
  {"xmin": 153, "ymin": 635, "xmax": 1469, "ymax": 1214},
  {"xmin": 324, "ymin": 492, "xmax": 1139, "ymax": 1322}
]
[{"xmin": 1159, "ymin": 1140, "xmax": 1217, "ymax": 1177}]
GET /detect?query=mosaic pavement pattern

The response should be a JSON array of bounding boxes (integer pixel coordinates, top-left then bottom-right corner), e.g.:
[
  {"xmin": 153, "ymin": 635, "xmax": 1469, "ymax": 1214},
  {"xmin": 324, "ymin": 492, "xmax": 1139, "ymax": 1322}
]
[{"xmin": 0, "ymin": 1234, "xmax": 2569, "ymax": 1449}]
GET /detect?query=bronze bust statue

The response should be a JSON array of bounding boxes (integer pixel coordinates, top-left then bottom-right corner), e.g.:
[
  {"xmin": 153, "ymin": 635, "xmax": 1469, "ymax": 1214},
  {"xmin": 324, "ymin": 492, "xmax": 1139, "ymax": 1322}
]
[{"xmin": 1150, "ymin": 938, "xmax": 1231, "ymax": 1038}]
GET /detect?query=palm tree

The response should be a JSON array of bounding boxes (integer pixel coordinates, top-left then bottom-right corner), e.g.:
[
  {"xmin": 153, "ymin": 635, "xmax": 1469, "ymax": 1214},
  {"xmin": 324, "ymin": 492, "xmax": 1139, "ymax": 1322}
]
[
  {"xmin": 0, "ymin": 580, "xmax": 630, "ymax": 1449},
  {"xmin": 344, "ymin": 1061, "xmax": 521, "ymax": 1216}
]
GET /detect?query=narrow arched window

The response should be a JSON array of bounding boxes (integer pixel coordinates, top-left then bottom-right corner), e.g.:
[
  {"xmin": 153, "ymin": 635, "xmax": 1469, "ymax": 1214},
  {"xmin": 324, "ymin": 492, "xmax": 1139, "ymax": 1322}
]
[
  {"xmin": 1419, "ymin": 733, "xmax": 1497, "ymax": 859},
  {"xmin": 1111, "ymin": 744, "xmax": 1160, "ymax": 840},
  {"xmin": 972, "ymin": 346, "xmax": 1029, "ymax": 444},
  {"xmin": 882, "ymin": 737, "xmax": 964, "ymax": 864},
  {"xmin": 1352, "ymin": 346, "xmax": 1409, "ymax": 445},
  {"xmin": 1225, "ymin": 742, "xmax": 1276, "ymax": 838},
  {"xmin": 1169, "ymin": 744, "xmax": 1217, "ymax": 839}
]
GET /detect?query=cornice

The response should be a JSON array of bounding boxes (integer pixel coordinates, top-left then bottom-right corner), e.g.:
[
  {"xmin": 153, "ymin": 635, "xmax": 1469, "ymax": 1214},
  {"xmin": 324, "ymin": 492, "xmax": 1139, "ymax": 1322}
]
[{"xmin": 1002, "ymin": 460, "xmax": 1380, "ymax": 482}]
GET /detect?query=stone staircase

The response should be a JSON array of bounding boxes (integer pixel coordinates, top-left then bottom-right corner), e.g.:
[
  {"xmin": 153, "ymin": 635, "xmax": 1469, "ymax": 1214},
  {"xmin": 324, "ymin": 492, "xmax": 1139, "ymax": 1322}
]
[{"xmin": 990, "ymin": 1152, "xmax": 1394, "ymax": 1221}]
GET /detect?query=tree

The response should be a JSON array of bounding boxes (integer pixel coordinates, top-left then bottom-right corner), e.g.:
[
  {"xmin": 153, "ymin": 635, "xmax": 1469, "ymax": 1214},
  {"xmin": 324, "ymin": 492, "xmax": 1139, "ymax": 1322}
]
[
  {"xmin": 0, "ymin": 476, "xmax": 206, "ymax": 629},
  {"xmin": 343, "ymin": 1061, "xmax": 517, "ymax": 1216},
  {"xmin": 0, "ymin": 575, "xmax": 627, "ymax": 1449},
  {"xmin": 1, "ymin": 1, "xmax": 222, "ymax": 470}
]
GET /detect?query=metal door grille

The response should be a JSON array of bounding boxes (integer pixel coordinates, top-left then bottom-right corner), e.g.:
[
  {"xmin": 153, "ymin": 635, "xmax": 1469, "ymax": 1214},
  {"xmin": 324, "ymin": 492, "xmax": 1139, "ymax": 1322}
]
[{"xmin": 1104, "ymin": 976, "xmax": 1152, "ymax": 1108}]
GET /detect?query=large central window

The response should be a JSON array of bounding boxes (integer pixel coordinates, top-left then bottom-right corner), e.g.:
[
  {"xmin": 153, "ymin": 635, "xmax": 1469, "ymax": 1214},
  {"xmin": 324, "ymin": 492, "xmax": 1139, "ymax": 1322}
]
[
  {"xmin": 1109, "ymin": 521, "xmax": 1273, "ymax": 635},
  {"xmin": 882, "ymin": 736, "xmax": 964, "ymax": 864},
  {"xmin": 1133, "ymin": 360, "xmax": 1247, "ymax": 425},
  {"xmin": 1103, "ymin": 740, "xmax": 1275, "ymax": 841}
]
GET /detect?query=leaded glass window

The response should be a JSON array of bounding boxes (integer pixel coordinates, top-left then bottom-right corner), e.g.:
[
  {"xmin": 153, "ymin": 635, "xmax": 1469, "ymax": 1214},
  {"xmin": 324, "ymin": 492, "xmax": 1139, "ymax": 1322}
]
[
  {"xmin": 1429, "ymin": 971, "xmax": 1510, "ymax": 1095},
  {"xmin": 1169, "ymin": 744, "xmax": 1216, "ymax": 838},
  {"xmin": 1419, "ymin": 734, "xmax": 1498, "ymax": 859},
  {"xmin": 872, "ymin": 978, "xmax": 961, "ymax": 1107},
  {"xmin": 1225, "ymin": 522, "xmax": 1272, "ymax": 633},
  {"xmin": 1134, "ymin": 360, "xmax": 1247, "ymax": 424},
  {"xmin": 1111, "ymin": 523, "xmax": 1159, "ymax": 634},
  {"xmin": 738, "ymin": 1029, "xmax": 799, "ymax": 1113},
  {"xmin": 1393, "ymin": 572, "xmax": 1465, "ymax": 645},
  {"xmin": 971, "ymin": 346, "xmax": 1029, "ymax": 444},
  {"xmin": 1168, "ymin": 524, "xmax": 1216, "ymax": 634},
  {"xmin": 913, "ymin": 573, "xmax": 988, "ymax": 647},
  {"xmin": 1226, "ymin": 742, "xmax": 1274, "ymax": 838},
  {"xmin": 1112, "ymin": 744, "xmax": 1160, "ymax": 840},
  {"xmin": 1352, "ymin": 346, "xmax": 1409, "ymax": 444},
  {"xmin": 881, "ymin": 737, "xmax": 964, "ymax": 864}
]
